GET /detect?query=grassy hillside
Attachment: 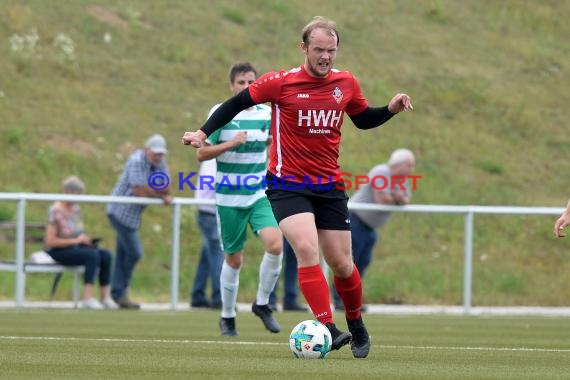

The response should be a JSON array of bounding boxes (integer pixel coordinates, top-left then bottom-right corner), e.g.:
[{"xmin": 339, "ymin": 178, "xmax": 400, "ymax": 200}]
[{"xmin": 1, "ymin": 0, "xmax": 569, "ymax": 305}]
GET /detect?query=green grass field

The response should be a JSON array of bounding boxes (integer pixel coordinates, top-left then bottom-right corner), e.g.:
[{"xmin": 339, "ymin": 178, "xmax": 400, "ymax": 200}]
[{"xmin": 1, "ymin": 309, "xmax": 569, "ymax": 380}]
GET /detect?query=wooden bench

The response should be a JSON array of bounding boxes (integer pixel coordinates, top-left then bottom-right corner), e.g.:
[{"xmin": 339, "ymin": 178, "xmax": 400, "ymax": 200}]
[{"xmin": 0, "ymin": 221, "xmax": 84, "ymax": 307}]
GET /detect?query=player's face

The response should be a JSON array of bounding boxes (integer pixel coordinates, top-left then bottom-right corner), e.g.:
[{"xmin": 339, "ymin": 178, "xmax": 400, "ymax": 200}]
[
  {"xmin": 230, "ymin": 71, "xmax": 256, "ymax": 95},
  {"xmin": 302, "ymin": 28, "xmax": 338, "ymax": 78}
]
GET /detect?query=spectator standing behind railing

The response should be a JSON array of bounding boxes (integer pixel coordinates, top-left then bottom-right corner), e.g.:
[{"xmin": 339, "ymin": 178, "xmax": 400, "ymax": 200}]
[
  {"xmin": 44, "ymin": 176, "xmax": 115, "ymax": 310},
  {"xmin": 333, "ymin": 148, "xmax": 415, "ymax": 310},
  {"xmin": 190, "ymin": 158, "xmax": 224, "ymax": 309},
  {"xmin": 106, "ymin": 134, "xmax": 173, "ymax": 309},
  {"xmin": 554, "ymin": 198, "xmax": 570, "ymax": 237}
]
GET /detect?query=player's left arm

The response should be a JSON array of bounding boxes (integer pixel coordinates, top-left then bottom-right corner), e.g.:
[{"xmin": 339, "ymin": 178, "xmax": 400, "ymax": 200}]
[
  {"xmin": 350, "ymin": 106, "xmax": 395, "ymax": 130},
  {"xmin": 388, "ymin": 93, "xmax": 413, "ymax": 113},
  {"xmin": 554, "ymin": 198, "xmax": 570, "ymax": 237},
  {"xmin": 348, "ymin": 75, "xmax": 413, "ymax": 129},
  {"xmin": 349, "ymin": 94, "xmax": 413, "ymax": 130}
]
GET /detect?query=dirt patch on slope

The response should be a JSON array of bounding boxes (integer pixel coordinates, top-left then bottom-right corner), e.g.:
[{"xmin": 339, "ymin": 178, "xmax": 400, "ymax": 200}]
[{"xmin": 87, "ymin": 4, "xmax": 128, "ymax": 30}]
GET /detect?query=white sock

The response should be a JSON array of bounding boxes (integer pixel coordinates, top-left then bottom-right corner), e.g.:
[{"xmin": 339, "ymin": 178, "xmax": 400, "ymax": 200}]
[
  {"xmin": 256, "ymin": 252, "xmax": 283, "ymax": 305},
  {"xmin": 220, "ymin": 261, "xmax": 240, "ymax": 318}
]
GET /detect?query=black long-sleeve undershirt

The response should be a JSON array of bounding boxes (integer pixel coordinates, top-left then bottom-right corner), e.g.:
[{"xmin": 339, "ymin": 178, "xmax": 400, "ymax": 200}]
[
  {"xmin": 349, "ymin": 106, "xmax": 395, "ymax": 129},
  {"xmin": 200, "ymin": 89, "xmax": 255, "ymax": 137},
  {"xmin": 199, "ymin": 87, "xmax": 395, "ymax": 136}
]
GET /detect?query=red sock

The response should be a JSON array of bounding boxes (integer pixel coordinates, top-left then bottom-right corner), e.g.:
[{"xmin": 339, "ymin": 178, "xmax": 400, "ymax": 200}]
[
  {"xmin": 298, "ymin": 265, "xmax": 333, "ymax": 325},
  {"xmin": 334, "ymin": 265, "xmax": 362, "ymax": 321}
]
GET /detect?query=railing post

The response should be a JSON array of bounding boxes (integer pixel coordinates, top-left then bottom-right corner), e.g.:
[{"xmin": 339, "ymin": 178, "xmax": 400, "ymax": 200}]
[
  {"xmin": 15, "ymin": 198, "xmax": 27, "ymax": 307},
  {"xmin": 463, "ymin": 210, "xmax": 474, "ymax": 315},
  {"xmin": 170, "ymin": 202, "xmax": 182, "ymax": 310}
]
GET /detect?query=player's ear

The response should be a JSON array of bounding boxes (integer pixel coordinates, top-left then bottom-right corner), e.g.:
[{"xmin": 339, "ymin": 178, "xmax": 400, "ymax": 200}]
[{"xmin": 300, "ymin": 41, "xmax": 307, "ymax": 54}]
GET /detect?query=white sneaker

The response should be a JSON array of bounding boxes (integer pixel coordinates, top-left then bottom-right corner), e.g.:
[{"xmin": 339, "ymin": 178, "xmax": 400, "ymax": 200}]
[
  {"xmin": 82, "ymin": 298, "xmax": 104, "ymax": 310},
  {"xmin": 100, "ymin": 297, "xmax": 118, "ymax": 309}
]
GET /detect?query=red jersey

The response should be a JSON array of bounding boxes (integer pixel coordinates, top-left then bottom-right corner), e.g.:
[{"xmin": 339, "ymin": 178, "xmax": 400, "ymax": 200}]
[{"xmin": 249, "ymin": 65, "xmax": 368, "ymax": 183}]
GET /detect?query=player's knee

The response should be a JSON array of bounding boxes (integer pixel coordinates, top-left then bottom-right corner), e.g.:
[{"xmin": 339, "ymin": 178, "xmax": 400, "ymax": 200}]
[
  {"xmin": 329, "ymin": 260, "xmax": 354, "ymax": 278},
  {"xmin": 291, "ymin": 239, "xmax": 318, "ymax": 258},
  {"xmin": 265, "ymin": 239, "xmax": 283, "ymax": 255},
  {"xmin": 225, "ymin": 252, "xmax": 243, "ymax": 269}
]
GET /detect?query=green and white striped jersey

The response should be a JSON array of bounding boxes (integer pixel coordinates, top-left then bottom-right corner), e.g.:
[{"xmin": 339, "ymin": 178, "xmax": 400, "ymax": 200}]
[{"xmin": 206, "ymin": 104, "xmax": 271, "ymax": 208}]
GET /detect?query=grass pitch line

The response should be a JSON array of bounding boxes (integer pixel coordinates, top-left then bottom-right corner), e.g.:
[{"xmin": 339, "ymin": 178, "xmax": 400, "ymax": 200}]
[
  {"xmin": 0, "ymin": 335, "xmax": 276, "ymax": 345},
  {"xmin": 1, "ymin": 335, "xmax": 569, "ymax": 353},
  {"xmin": 379, "ymin": 344, "xmax": 570, "ymax": 353}
]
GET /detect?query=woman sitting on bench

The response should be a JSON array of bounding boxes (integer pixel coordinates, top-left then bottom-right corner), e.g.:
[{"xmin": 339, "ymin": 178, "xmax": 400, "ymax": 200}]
[{"xmin": 44, "ymin": 176, "xmax": 115, "ymax": 309}]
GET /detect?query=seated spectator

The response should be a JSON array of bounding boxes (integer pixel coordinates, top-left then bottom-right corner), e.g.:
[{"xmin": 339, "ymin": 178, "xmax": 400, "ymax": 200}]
[{"xmin": 44, "ymin": 176, "xmax": 115, "ymax": 310}]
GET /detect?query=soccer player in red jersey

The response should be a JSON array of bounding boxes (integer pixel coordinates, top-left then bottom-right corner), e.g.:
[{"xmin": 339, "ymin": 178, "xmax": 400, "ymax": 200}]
[
  {"xmin": 183, "ymin": 16, "xmax": 413, "ymax": 358},
  {"xmin": 554, "ymin": 198, "xmax": 570, "ymax": 238}
]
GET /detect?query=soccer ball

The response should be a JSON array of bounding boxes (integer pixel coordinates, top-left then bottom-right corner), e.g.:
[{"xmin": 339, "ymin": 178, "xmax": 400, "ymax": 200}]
[{"xmin": 289, "ymin": 320, "xmax": 332, "ymax": 359}]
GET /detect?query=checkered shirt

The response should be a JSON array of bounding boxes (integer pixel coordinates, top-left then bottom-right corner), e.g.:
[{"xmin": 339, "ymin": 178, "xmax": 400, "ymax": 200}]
[{"xmin": 106, "ymin": 149, "xmax": 169, "ymax": 229}]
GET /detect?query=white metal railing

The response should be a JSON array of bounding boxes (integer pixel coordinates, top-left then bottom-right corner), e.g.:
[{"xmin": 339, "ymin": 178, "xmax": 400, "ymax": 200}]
[{"xmin": 0, "ymin": 192, "xmax": 564, "ymax": 314}]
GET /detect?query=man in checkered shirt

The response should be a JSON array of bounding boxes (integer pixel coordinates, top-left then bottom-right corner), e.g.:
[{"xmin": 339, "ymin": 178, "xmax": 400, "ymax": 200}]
[{"xmin": 106, "ymin": 134, "xmax": 172, "ymax": 309}]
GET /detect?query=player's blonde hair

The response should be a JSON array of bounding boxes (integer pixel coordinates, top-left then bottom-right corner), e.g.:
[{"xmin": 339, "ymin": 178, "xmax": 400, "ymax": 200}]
[{"xmin": 301, "ymin": 16, "xmax": 339, "ymax": 46}]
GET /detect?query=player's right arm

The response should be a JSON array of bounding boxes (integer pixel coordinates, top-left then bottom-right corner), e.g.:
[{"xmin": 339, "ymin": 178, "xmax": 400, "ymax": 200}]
[
  {"xmin": 183, "ymin": 71, "xmax": 280, "ymax": 148},
  {"xmin": 182, "ymin": 90, "xmax": 256, "ymax": 147},
  {"xmin": 196, "ymin": 132, "xmax": 248, "ymax": 162}
]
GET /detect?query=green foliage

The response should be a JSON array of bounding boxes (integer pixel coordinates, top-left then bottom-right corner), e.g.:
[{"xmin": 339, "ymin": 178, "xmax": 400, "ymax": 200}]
[
  {"xmin": 0, "ymin": 206, "xmax": 14, "ymax": 222},
  {"xmin": 223, "ymin": 7, "xmax": 246, "ymax": 25},
  {"xmin": 495, "ymin": 272, "xmax": 524, "ymax": 293},
  {"xmin": 3, "ymin": 127, "xmax": 25, "ymax": 146},
  {"xmin": 476, "ymin": 159, "xmax": 504, "ymax": 174},
  {"xmin": 427, "ymin": 0, "xmax": 447, "ymax": 24},
  {"xmin": 35, "ymin": 148, "xmax": 58, "ymax": 173},
  {"xmin": 0, "ymin": 0, "xmax": 569, "ymax": 305}
]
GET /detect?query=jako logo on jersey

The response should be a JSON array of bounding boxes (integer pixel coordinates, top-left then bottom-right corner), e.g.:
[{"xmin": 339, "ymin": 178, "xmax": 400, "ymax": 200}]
[
  {"xmin": 332, "ymin": 86, "xmax": 343, "ymax": 104},
  {"xmin": 298, "ymin": 109, "xmax": 344, "ymax": 127},
  {"xmin": 297, "ymin": 93, "xmax": 310, "ymax": 99}
]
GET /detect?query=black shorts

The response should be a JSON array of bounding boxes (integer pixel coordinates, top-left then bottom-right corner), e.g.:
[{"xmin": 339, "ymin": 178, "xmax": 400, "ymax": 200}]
[{"xmin": 265, "ymin": 171, "xmax": 350, "ymax": 230}]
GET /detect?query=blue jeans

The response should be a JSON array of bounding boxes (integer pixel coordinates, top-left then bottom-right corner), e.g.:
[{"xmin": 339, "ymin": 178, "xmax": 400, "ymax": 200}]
[
  {"xmin": 107, "ymin": 214, "xmax": 143, "ymax": 300},
  {"xmin": 191, "ymin": 211, "xmax": 223, "ymax": 306},
  {"xmin": 270, "ymin": 237, "xmax": 299, "ymax": 306},
  {"xmin": 333, "ymin": 212, "xmax": 377, "ymax": 305},
  {"xmin": 48, "ymin": 245, "xmax": 112, "ymax": 286}
]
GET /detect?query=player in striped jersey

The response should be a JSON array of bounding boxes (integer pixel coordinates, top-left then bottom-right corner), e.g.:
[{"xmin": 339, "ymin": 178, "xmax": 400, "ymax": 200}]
[{"xmin": 196, "ymin": 63, "xmax": 283, "ymax": 337}]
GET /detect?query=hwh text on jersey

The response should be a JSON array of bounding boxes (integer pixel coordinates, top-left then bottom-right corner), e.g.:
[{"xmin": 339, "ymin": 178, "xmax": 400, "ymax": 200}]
[{"xmin": 298, "ymin": 109, "xmax": 343, "ymax": 127}]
